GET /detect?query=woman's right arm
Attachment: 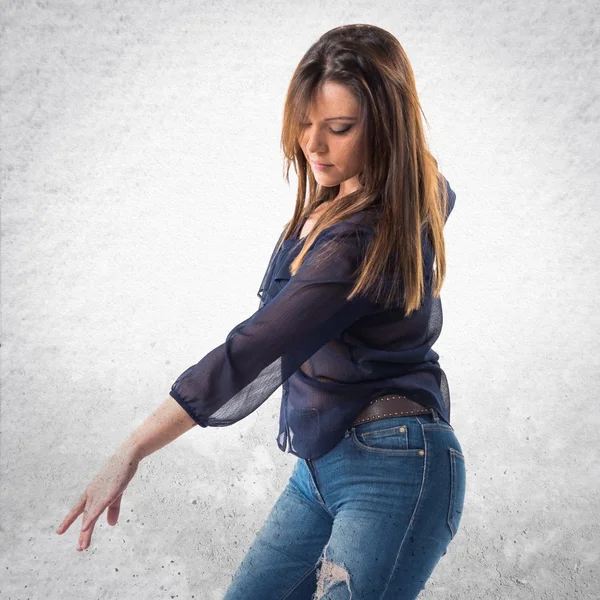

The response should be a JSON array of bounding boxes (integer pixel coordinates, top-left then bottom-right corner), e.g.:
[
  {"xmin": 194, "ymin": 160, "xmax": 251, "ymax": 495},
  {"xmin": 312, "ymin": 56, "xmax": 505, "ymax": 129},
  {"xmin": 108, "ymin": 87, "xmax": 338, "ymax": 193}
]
[
  {"xmin": 117, "ymin": 393, "xmax": 197, "ymax": 462},
  {"xmin": 56, "ymin": 394, "xmax": 196, "ymax": 551}
]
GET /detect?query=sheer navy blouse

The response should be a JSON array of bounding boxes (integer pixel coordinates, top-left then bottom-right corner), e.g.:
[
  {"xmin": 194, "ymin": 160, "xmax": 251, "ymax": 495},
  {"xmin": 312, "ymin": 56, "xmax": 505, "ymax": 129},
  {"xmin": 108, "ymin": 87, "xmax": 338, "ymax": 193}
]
[{"xmin": 169, "ymin": 177, "xmax": 457, "ymax": 459}]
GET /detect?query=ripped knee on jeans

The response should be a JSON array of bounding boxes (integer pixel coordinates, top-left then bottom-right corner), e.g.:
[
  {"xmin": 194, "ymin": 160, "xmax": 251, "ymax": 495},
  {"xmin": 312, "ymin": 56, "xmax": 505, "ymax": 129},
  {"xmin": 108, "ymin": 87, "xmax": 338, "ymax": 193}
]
[{"xmin": 312, "ymin": 542, "xmax": 352, "ymax": 599}]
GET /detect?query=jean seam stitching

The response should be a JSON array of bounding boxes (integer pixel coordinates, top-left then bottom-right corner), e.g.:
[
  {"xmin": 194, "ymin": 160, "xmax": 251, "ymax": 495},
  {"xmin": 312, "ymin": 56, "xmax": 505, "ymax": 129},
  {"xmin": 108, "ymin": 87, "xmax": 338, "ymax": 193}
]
[
  {"xmin": 285, "ymin": 486, "xmax": 333, "ymax": 526},
  {"xmin": 379, "ymin": 418, "xmax": 428, "ymax": 599},
  {"xmin": 306, "ymin": 460, "xmax": 334, "ymax": 519},
  {"xmin": 350, "ymin": 429, "xmax": 424, "ymax": 455},
  {"xmin": 361, "ymin": 425, "xmax": 404, "ymax": 438},
  {"xmin": 279, "ymin": 562, "xmax": 318, "ymax": 600},
  {"xmin": 448, "ymin": 450, "xmax": 457, "ymax": 538},
  {"xmin": 447, "ymin": 448, "xmax": 465, "ymax": 538},
  {"xmin": 449, "ymin": 447, "xmax": 465, "ymax": 460},
  {"xmin": 257, "ymin": 537, "xmax": 316, "ymax": 567},
  {"xmin": 422, "ymin": 424, "xmax": 454, "ymax": 432}
]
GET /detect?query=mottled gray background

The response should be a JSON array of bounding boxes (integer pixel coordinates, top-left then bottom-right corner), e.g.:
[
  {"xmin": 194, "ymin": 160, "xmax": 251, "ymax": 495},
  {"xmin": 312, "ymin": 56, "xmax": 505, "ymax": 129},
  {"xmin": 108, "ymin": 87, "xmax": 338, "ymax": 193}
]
[{"xmin": 1, "ymin": 0, "xmax": 598, "ymax": 598}]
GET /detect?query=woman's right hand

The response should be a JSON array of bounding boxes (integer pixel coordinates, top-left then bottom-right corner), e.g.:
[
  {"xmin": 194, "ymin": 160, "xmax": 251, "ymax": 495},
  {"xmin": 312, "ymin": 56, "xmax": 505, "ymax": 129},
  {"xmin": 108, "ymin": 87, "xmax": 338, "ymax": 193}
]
[{"xmin": 56, "ymin": 446, "xmax": 141, "ymax": 551}]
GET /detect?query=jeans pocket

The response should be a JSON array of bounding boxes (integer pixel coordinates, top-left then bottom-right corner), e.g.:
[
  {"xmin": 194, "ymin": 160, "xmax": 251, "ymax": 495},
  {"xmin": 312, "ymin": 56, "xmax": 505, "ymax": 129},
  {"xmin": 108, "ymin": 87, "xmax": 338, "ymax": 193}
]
[
  {"xmin": 350, "ymin": 420, "xmax": 425, "ymax": 456},
  {"xmin": 356, "ymin": 423, "xmax": 408, "ymax": 450},
  {"xmin": 447, "ymin": 448, "xmax": 466, "ymax": 539}
]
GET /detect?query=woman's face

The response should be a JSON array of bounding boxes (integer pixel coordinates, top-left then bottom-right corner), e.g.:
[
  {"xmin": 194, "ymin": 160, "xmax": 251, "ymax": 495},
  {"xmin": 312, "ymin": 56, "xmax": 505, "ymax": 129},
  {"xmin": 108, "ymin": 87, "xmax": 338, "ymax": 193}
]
[{"xmin": 299, "ymin": 81, "xmax": 366, "ymax": 197}]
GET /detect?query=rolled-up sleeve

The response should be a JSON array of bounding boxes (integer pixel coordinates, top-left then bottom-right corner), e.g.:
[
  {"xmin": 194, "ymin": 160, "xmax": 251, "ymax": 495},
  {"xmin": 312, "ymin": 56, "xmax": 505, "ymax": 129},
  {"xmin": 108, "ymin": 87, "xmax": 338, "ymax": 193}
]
[{"xmin": 169, "ymin": 226, "xmax": 374, "ymax": 427}]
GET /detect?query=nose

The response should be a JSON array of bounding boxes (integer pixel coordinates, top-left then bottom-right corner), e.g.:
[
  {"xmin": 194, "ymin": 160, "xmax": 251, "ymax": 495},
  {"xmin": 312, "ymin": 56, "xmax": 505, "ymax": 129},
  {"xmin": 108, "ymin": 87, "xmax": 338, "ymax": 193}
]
[{"xmin": 304, "ymin": 127, "xmax": 327, "ymax": 155}]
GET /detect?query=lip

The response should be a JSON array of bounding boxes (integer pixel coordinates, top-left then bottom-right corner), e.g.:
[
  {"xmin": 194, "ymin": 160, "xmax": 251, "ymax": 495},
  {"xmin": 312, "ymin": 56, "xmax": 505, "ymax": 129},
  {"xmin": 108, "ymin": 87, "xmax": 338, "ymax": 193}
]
[{"xmin": 310, "ymin": 159, "xmax": 333, "ymax": 171}]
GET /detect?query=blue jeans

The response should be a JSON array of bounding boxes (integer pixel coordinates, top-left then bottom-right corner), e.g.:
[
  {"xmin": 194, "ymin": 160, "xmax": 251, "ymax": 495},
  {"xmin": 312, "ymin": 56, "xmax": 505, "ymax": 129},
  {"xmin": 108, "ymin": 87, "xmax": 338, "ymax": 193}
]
[{"xmin": 223, "ymin": 408, "xmax": 466, "ymax": 600}]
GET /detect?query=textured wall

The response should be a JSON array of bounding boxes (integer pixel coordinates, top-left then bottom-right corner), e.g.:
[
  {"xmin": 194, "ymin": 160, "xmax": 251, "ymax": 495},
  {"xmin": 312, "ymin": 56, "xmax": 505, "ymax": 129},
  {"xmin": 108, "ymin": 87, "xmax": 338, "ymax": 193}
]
[{"xmin": 1, "ymin": 0, "xmax": 598, "ymax": 598}]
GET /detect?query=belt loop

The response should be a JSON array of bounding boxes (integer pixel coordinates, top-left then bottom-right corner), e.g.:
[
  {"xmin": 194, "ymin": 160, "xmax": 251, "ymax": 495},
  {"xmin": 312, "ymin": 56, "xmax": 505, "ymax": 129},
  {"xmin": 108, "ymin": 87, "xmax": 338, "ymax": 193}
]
[{"xmin": 430, "ymin": 407, "xmax": 439, "ymax": 422}]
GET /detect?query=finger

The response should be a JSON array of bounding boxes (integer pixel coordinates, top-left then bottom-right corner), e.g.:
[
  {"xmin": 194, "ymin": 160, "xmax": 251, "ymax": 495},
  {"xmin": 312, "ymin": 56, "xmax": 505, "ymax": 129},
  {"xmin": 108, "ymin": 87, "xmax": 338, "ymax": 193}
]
[
  {"xmin": 78, "ymin": 507, "xmax": 97, "ymax": 550},
  {"xmin": 106, "ymin": 493, "xmax": 123, "ymax": 526},
  {"xmin": 80, "ymin": 505, "xmax": 98, "ymax": 533},
  {"xmin": 80, "ymin": 495, "xmax": 114, "ymax": 533},
  {"xmin": 56, "ymin": 495, "xmax": 87, "ymax": 535},
  {"xmin": 78, "ymin": 525, "xmax": 94, "ymax": 551}
]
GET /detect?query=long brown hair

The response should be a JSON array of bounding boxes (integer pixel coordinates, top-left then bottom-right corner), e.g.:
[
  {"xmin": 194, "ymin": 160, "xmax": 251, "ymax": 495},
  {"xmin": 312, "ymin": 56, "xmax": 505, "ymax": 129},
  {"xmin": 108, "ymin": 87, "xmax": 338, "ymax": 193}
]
[{"xmin": 278, "ymin": 24, "xmax": 452, "ymax": 318}]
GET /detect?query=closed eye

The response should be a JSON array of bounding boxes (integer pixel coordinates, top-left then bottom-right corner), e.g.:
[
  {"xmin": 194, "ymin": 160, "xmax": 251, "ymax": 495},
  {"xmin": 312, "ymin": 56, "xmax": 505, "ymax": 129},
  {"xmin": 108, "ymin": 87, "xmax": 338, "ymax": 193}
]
[
  {"xmin": 299, "ymin": 124, "xmax": 354, "ymax": 135},
  {"xmin": 331, "ymin": 126, "xmax": 353, "ymax": 135}
]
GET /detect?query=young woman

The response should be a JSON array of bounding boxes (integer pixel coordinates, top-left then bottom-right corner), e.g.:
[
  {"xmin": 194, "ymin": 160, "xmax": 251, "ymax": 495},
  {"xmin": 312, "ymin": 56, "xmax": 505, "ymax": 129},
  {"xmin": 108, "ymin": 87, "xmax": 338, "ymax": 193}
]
[{"xmin": 57, "ymin": 24, "xmax": 465, "ymax": 599}]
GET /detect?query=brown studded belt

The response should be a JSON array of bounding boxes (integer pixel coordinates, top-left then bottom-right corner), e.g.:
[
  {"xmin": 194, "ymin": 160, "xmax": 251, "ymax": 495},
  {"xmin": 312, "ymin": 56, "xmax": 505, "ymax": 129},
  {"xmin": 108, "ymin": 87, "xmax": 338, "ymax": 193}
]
[{"xmin": 351, "ymin": 394, "xmax": 433, "ymax": 427}]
